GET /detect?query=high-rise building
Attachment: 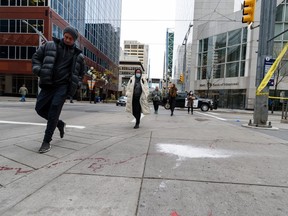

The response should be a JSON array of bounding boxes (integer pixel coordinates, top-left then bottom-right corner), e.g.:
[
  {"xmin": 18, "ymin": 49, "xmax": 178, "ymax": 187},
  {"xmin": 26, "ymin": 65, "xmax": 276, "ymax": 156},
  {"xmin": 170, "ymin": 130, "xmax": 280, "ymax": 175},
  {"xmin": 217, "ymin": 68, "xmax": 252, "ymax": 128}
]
[
  {"xmin": 123, "ymin": 40, "xmax": 149, "ymax": 73},
  {"xmin": 0, "ymin": 0, "xmax": 122, "ymax": 98},
  {"xmin": 173, "ymin": 0, "xmax": 288, "ymax": 109},
  {"xmin": 165, "ymin": 28, "xmax": 174, "ymax": 79}
]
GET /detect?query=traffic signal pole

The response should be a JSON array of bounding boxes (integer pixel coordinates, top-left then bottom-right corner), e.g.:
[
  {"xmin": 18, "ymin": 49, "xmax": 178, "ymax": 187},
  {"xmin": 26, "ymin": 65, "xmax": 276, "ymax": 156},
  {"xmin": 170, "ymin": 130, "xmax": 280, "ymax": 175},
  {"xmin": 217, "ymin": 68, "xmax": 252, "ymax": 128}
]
[{"xmin": 250, "ymin": 0, "xmax": 276, "ymax": 127}]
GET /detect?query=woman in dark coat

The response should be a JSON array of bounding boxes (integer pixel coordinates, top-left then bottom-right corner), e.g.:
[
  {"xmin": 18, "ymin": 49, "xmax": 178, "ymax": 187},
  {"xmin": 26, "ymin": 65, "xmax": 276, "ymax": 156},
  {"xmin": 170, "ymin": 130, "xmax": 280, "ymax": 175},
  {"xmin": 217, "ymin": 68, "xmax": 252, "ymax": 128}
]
[{"xmin": 168, "ymin": 83, "xmax": 178, "ymax": 116}]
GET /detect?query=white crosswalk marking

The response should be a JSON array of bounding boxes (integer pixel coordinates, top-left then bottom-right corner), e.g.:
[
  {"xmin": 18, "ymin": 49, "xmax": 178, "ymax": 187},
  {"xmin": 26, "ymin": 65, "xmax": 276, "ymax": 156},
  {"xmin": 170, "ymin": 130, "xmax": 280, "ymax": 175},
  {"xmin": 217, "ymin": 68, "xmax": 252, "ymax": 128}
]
[{"xmin": 0, "ymin": 120, "xmax": 85, "ymax": 129}]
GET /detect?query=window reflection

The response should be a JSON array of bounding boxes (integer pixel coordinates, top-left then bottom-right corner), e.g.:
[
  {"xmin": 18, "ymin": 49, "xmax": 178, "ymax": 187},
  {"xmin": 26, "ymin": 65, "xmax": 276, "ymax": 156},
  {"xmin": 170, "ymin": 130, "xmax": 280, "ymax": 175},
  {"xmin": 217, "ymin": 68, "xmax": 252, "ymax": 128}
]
[
  {"xmin": 228, "ymin": 29, "xmax": 241, "ymax": 46},
  {"xmin": 226, "ymin": 62, "xmax": 239, "ymax": 77},
  {"xmin": 227, "ymin": 45, "xmax": 240, "ymax": 62},
  {"xmin": 198, "ymin": 27, "xmax": 246, "ymax": 79}
]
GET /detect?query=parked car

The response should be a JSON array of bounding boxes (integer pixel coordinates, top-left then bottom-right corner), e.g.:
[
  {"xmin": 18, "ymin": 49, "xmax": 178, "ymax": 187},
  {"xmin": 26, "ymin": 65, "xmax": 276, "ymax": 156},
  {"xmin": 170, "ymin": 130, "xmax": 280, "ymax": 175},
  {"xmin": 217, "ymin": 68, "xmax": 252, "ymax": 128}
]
[
  {"xmin": 116, "ymin": 96, "xmax": 127, "ymax": 106},
  {"xmin": 162, "ymin": 92, "xmax": 214, "ymax": 112}
]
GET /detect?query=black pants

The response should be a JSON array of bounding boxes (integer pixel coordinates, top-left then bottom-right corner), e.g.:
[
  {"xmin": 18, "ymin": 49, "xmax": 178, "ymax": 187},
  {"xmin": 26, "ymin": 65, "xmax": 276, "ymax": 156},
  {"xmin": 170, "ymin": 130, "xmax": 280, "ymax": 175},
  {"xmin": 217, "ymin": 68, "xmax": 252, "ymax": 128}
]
[
  {"xmin": 132, "ymin": 96, "xmax": 141, "ymax": 125},
  {"xmin": 153, "ymin": 100, "xmax": 159, "ymax": 112},
  {"xmin": 169, "ymin": 97, "xmax": 176, "ymax": 114},
  {"xmin": 188, "ymin": 105, "xmax": 193, "ymax": 113},
  {"xmin": 35, "ymin": 85, "xmax": 68, "ymax": 143}
]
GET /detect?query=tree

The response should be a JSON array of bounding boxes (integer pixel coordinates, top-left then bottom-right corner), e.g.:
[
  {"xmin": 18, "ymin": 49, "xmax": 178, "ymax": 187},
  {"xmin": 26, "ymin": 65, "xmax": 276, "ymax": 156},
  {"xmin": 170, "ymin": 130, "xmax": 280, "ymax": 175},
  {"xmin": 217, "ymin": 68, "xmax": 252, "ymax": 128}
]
[
  {"xmin": 270, "ymin": 60, "xmax": 288, "ymax": 113},
  {"xmin": 270, "ymin": 47, "xmax": 288, "ymax": 113}
]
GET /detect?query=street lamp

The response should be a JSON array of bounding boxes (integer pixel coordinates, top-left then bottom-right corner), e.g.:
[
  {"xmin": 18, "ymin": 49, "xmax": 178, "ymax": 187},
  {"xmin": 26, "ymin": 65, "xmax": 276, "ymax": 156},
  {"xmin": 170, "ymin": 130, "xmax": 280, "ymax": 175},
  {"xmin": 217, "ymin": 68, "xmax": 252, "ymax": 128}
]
[
  {"xmin": 22, "ymin": 20, "xmax": 48, "ymax": 95},
  {"xmin": 87, "ymin": 67, "xmax": 96, "ymax": 103},
  {"xmin": 182, "ymin": 23, "xmax": 193, "ymax": 92},
  {"xmin": 22, "ymin": 20, "xmax": 47, "ymax": 46}
]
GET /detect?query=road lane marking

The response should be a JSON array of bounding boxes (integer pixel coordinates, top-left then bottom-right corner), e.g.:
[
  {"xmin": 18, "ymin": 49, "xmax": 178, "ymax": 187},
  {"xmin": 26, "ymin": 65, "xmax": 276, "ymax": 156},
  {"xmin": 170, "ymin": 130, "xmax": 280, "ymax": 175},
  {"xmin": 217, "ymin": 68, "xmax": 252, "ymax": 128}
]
[
  {"xmin": 0, "ymin": 120, "xmax": 85, "ymax": 129},
  {"xmin": 197, "ymin": 112, "xmax": 227, "ymax": 121}
]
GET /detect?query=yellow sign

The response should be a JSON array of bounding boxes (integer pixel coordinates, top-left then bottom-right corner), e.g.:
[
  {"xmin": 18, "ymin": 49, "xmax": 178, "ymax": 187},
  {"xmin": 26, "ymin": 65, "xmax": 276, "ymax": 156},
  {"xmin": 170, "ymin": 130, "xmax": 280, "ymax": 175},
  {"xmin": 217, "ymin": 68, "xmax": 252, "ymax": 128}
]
[{"xmin": 256, "ymin": 42, "xmax": 288, "ymax": 95}]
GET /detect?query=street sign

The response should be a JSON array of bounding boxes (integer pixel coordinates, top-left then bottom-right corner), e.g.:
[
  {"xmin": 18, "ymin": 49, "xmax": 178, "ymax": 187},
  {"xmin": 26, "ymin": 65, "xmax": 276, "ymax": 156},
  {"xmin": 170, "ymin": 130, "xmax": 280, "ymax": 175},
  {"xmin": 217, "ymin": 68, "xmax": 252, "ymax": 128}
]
[{"xmin": 264, "ymin": 57, "xmax": 275, "ymax": 86}]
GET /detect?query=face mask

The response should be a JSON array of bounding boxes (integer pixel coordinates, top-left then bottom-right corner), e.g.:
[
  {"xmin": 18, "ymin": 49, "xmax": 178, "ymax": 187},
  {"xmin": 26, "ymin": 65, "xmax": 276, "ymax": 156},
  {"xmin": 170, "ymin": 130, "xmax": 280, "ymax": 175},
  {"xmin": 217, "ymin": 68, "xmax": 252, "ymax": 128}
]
[{"xmin": 135, "ymin": 73, "xmax": 141, "ymax": 78}]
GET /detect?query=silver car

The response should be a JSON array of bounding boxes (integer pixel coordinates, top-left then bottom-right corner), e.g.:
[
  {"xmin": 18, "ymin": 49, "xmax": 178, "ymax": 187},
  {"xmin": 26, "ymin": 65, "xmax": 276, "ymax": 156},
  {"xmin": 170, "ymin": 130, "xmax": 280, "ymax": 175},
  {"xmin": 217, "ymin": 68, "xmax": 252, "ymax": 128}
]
[{"xmin": 116, "ymin": 96, "xmax": 127, "ymax": 106}]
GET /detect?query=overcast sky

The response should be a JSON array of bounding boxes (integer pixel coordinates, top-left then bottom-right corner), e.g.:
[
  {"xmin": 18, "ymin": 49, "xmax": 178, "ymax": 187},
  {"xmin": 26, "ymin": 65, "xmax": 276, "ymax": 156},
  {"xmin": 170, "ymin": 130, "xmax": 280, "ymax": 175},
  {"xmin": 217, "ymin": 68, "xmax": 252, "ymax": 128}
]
[{"xmin": 121, "ymin": 0, "xmax": 176, "ymax": 79}]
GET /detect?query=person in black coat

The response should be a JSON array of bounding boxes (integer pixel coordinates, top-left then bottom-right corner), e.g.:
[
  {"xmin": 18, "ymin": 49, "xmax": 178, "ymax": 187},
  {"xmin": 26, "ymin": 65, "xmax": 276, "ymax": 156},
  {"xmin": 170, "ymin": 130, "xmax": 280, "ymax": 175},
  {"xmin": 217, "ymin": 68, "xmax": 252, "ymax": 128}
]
[
  {"xmin": 32, "ymin": 26, "xmax": 85, "ymax": 153},
  {"xmin": 168, "ymin": 83, "xmax": 178, "ymax": 116}
]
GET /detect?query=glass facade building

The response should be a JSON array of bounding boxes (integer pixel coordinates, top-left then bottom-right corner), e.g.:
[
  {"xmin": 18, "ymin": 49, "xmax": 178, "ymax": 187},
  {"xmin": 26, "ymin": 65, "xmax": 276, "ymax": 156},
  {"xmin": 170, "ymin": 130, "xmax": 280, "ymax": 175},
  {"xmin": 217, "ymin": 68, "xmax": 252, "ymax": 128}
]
[
  {"xmin": 172, "ymin": 0, "xmax": 288, "ymax": 109},
  {"xmin": 173, "ymin": 0, "xmax": 194, "ymax": 90},
  {"xmin": 0, "ymin": 0, "xmax": 122, "ymax": 97},
  {"xmin": 197, "ymin": 27, "xmax": 247, "ymax": 80}
]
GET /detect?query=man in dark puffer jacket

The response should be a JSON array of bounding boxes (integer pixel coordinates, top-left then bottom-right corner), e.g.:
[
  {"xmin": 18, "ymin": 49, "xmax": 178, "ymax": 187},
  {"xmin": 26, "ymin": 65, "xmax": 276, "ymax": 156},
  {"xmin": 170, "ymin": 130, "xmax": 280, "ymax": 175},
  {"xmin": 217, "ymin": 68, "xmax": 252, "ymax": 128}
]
[{"xmin": 32, "ymin": 26, "xmax": 85, "ymax": 153}]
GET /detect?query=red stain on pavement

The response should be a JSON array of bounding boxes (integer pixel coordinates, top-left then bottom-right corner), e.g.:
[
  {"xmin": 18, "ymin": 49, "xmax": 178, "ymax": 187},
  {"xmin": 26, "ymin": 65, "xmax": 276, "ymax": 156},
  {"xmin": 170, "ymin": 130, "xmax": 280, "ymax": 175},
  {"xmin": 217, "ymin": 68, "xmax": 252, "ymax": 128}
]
[
  {"xmin": 170, "ymin": 211, "xmax": 179, "ymax": 216},
  {"xmin": 1, "ymin": 153, "xmax": 163, "ymax": 175},
  {"xmin": 87, "ymin": 158, "xmax": 109, "ymax": 171},
  {"xmin": 0, "ymin": 166, "xmax": 33, "ymax": 175}
]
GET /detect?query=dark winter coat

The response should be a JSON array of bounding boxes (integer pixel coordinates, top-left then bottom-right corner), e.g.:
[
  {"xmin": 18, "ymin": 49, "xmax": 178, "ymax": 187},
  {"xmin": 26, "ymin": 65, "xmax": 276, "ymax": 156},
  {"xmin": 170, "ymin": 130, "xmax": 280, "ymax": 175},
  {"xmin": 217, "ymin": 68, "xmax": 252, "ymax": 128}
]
[{"xmin": 31, "ymin": 37, "xmax": 85, "ymax": 96}]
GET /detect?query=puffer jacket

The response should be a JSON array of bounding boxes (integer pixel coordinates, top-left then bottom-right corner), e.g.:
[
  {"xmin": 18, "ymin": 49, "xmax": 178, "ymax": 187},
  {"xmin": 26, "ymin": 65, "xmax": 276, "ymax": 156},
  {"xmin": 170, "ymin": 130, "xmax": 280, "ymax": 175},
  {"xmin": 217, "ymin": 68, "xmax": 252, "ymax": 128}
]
[{"xmin": 31, "ymin": 37, "xmax": 85, "ymax": 96}]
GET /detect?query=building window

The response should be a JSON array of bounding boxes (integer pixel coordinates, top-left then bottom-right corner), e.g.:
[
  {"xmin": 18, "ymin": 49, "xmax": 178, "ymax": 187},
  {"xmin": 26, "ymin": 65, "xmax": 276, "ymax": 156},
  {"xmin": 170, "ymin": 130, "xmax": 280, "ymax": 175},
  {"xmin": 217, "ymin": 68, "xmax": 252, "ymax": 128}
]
[
  {"xmin": 227, "ymin": 45, "xmax": 241, "ymax": 62},
  {"xmin": 20, "ymin": 47, "xmax": 27, "ymax": 59},
  {"xmin": 197, "ymin": 27, "xmax": 247, "ymax": 80},
  {"xmin": 22, "ymin": 0, "xmax": 28, "ymax": 6},
  {"xmin": 226, "ymin": 62, "xmax": 239, "ymax": 77},
  {"xmin": 9, "ymin": 47, "xmax": 15, "ymax": 59},
  {"xmin": 9, "ymin": 20, "xmax": 16, "ymax": 32},
  {"xmin": 0, "ymin": 19, "xmax": 44, "ymax": 34},
  {"xmin": 213, "ymin": 64, "xmax": 225, "ymax": 78},
  {"xmin": 228, "ymin": 29, "xmax": 242, "ymax": 46},
  {"xmin": 0, "ymin": 0, "xmax": 8, "ymax": 6},
  {"xmin": 0, "ymin": 20, "xmax": 8, "ymax": 32},
  {"xmin": 215, "ymin": 33, "xmax": 226, "ymax": 49},
  {"xmin": 0, "ymin": 46, "xmax": 8, "ymax": 58},
  {"xmin": 10, "ymin": 0, "xmax": 16, "ymax": 6}
]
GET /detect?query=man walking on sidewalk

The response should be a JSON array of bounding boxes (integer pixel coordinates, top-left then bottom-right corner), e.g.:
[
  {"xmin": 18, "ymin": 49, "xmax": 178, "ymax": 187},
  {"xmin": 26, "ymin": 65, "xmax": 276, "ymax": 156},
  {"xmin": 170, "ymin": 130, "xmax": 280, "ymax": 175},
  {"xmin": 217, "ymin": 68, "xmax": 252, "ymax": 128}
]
[
  {"xmin": 32, "ymin": 26, "xmax": 85, "ymax": 153},
  {"xmin": 18, "ymin": 84, "xmax": 28, "ymax": 102}
]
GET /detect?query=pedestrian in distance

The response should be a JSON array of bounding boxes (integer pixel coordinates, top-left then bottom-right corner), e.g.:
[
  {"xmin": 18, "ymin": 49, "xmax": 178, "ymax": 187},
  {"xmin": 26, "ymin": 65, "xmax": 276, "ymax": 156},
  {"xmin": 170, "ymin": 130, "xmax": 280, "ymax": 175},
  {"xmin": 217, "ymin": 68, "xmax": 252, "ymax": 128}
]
[
  {"xmin": 151, "ymin": 86, "xmax": 162, "ymax": 114},
  {"xmin": 168, "ymin": 83, "xmax": 178, "ymax": 116},
  {"xmin": 18, "ymin": 84, "xmax": 28, "ymax": 102},
  {"xmin": 32, "ymin": 26, "xmax": 85, "ymax": 153},
  {"xmin": 69, "ymin": 96, "xmax": 74, "ymax": 103},
  {"xmin": 125, "ymin": 68, "xmax": 150, "ymax": 129},
  {"xmin": 187, "ymin": 91, "xmax": 195, "ymax": 114}
]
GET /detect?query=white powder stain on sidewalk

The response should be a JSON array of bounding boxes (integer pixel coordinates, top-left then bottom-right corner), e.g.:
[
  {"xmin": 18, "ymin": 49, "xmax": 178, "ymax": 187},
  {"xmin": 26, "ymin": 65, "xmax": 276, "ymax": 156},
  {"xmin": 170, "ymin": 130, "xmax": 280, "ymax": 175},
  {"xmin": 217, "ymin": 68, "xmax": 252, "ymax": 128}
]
[{"xmin": 157, "ymin": 143, "xmax": 233, "ymax": 159}]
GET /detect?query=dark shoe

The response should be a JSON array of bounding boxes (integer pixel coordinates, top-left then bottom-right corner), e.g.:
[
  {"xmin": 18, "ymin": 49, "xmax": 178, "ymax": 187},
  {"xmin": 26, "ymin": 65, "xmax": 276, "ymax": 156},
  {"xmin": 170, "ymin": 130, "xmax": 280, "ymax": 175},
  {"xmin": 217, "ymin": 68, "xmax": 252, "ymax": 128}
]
[
  {"xmin": 171, "ymin": 113, "xmax": 173, "ymax": 116},
  {"xmin": 70, "ymin": 101, "xmax": 74, "ymax": 103},
  {"xmin": 39, "ymin": 142, "xmax": 51, "ymax": 154},
  {"xmin": 58, "ymin": 122, "xmax": 66, "ymax": 138},
  {"xmin": 134, "ymin": 124, "xmax": 139, "ymax": 129}
]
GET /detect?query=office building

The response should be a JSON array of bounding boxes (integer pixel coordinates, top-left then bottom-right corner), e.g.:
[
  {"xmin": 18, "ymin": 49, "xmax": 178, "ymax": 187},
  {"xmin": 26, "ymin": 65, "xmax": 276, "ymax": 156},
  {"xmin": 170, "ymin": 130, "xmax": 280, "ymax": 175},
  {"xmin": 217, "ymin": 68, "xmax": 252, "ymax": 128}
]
[
  {"xmin": 123, "ymin": 40, "xmax": 149, "ymax": 73},
  {"xmin": 0, "ymin": 0, "xmax": 121, "ymax": 98},
  {"xmin": 173, "ymin": 0, "xmax": 287, "ymax": 109}
]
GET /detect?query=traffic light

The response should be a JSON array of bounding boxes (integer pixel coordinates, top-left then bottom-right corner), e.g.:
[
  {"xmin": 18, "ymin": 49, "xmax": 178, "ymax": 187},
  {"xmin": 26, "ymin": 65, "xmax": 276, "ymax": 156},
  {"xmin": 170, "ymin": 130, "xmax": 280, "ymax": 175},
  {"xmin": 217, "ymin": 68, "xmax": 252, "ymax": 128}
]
[
  {"xmin": 242, "ymin": 0, "xmax": 256, "ymax": 24},
  {"xmin": 180, "ymin": 73, "xmax": 184, "ymax": 83}
]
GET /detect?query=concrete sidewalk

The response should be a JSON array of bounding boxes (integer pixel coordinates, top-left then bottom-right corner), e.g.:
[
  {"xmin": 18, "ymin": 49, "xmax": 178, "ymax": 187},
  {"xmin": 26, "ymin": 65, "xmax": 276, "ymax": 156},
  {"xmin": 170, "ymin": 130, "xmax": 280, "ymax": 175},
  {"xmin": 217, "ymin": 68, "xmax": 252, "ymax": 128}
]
[{"xmin": 1, "ymin": 98, "xmax": 288, "ymax": 215}]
